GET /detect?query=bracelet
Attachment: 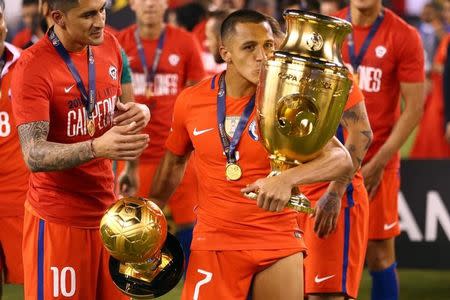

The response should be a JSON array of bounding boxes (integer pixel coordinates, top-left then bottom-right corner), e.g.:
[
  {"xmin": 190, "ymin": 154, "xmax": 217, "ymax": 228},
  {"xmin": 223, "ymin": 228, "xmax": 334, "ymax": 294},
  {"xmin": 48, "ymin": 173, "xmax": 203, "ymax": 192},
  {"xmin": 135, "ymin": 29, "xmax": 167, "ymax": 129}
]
[{"xmin": 90, "ymin": 139, "xmax": 97, "ymax": 159}]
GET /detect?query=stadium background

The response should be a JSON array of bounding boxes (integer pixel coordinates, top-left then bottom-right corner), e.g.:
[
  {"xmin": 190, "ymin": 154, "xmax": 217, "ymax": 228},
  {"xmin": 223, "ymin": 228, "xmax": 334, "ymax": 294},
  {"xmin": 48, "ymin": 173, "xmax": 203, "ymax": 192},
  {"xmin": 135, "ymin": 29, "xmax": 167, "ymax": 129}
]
[{"xmin": 2, "ymin": 0, "xmax": 450, "ymax": 299}]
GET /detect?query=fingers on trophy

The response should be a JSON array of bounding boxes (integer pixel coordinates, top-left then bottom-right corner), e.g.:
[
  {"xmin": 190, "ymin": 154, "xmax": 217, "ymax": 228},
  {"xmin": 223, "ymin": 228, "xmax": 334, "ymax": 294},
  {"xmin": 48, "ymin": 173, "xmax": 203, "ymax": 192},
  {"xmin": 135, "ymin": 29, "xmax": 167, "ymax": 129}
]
[
  {"xmin": 244, "ymin": 10, "xmax": 353, "ymax": 214},
  {"xmin": 100, "ymin": 197, "xmax": 184, "ymax": 299}
]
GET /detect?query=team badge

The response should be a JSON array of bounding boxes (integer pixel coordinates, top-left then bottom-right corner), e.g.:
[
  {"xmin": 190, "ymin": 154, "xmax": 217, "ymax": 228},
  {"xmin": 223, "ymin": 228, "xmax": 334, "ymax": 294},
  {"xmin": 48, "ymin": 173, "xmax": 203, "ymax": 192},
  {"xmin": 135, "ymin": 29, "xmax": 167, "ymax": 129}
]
[
  {"xmin": 225, "ymin": 116, "xmax": 240, "ymax": 137},
  {"xmin": 109, "ymin": 65, "xmax": 118, "ymax": 80},
  {"xmin": 248, "ymin": 120, "xmax": 259, "ymax": 141},
  {"xmin": 168, "ymin": 54, "xmax": 180, "ymax": 66},
  {"xmin": 375, "ymin": 45, "xmax": 387, "ymax": 58}
]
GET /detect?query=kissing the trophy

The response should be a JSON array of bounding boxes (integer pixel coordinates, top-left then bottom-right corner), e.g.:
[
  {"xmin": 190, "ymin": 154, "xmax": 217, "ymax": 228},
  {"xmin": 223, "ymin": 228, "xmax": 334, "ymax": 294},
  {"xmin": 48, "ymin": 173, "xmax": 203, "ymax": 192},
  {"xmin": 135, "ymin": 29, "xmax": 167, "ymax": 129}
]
[
  {"xmin": 99, "ymin": 197, "xmax": 184, "ymax": 299},
  {"xmin": 244, "ymin": 10, "xmax": 353, "ymax": 214}
]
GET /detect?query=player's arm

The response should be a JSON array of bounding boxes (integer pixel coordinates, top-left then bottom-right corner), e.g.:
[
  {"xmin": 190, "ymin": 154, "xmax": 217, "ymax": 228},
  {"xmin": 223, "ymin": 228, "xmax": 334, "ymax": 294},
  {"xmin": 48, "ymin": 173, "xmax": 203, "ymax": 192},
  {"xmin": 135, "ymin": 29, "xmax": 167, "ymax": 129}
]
[
  {"xmin": 362, "ymin": 81, "xmax": 424, "ymax": 197},
  {"xmin": 314, "ymin": 101, "xmax": 373, "ymax": 238},
  {"xmin": 242, "ymin": 137, "xmax": 353, "ymax": 212},
  {"xmin": 18, "ymin": 121, "xmax": 148, "ymax": 172},
  {"xmin": 149, "ymin": 150, "xmax": 191, "ymax": 208}
]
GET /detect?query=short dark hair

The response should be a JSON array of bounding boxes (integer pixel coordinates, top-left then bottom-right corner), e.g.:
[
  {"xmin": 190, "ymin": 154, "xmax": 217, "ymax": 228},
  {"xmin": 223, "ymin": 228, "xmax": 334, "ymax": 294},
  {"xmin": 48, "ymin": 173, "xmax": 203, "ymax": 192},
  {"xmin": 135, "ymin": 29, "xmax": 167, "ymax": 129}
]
[
  {"xmin": 47, "ymin": 0, "xmax": 79, "ymax": 12},
  {"xmin": 22, "ymin": 0, "xmax": 39, "ymax": 6},
  {"xmin": 220, "ymin": 9, "xmax": 269, "ymax": 42}
]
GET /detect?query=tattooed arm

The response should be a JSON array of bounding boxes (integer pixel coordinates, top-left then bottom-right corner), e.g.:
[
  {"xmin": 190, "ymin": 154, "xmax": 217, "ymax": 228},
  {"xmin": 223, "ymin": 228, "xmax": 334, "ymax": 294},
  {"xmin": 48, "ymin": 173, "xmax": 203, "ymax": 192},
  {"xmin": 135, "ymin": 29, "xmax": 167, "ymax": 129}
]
[
  {"xmin": 18, "ymin": 121, "xmax": 94, "ymax": 172},
  {"xmin": 18, "ymin": 121, "xmax": 149, "ymax": 172},
  {"xmin": 314, "ymin": 101, "xmax": 373, "ymax": 238}
]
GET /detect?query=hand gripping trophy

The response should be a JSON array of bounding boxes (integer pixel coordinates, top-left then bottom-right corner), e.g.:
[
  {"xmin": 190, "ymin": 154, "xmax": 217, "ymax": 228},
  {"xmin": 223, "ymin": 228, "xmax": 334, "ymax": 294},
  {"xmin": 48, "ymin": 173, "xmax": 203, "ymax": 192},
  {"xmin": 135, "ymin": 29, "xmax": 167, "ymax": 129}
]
[
  {"xmin": 100, "ymin": 197, "xmax": 184, "ymax": 299},
  {"xmin": 245, "ymin": 10, "xmax": 353, "ymax": 213}
]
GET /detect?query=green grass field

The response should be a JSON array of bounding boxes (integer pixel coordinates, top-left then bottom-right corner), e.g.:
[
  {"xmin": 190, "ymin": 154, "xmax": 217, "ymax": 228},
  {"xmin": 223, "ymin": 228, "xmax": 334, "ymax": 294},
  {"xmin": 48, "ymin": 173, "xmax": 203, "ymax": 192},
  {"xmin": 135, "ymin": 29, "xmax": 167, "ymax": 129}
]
[{"xmin": 4, "ymin": 269, "xmax": 450, "ymax": 300}]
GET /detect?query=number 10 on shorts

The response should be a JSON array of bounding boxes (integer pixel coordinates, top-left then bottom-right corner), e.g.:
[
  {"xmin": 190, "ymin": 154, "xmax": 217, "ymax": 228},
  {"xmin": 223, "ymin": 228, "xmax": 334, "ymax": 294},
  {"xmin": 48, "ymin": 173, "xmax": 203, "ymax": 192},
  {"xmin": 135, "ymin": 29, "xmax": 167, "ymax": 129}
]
[{"xmin": 50, "ymin": 266, "xmax": 76, "ymax": 297}]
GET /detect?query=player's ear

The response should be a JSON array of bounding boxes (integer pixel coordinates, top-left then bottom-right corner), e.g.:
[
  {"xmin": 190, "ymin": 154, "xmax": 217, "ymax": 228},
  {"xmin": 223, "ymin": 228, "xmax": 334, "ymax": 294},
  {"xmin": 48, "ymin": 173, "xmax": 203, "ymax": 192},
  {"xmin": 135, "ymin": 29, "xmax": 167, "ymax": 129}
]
[
  {"xmin": 219, "ymin": 45, "xmax": 231, "ymax": 64},
  {"xmin": 51, "ymin": 10, "xmax": 65, "ymax": 28}
]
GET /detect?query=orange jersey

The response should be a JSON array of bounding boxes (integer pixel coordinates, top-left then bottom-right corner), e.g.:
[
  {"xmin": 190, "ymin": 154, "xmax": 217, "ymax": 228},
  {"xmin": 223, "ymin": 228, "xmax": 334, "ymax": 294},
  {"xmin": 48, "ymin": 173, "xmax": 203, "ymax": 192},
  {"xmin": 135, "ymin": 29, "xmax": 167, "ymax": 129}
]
[
  {"xmin": 300, "ymin": 79, "xmax": 365, "ymax": 206},
  {"xmin": 0, "ymin": 43, "xmax": 29, "ymax": 217},
  {"xmin": 335, "ymin": 8, "xmax": 425, "ymax": 169},
  {"xmin": 11, "ymin": 31, "xmax": 123, "ymax": 228},
  {"xmin": 117, "ymin": 25, "xmax": 206, "ymax": 163},
  {"xmin": 165, "ymin": 75, "xmax": 304, "ymax": 251}
]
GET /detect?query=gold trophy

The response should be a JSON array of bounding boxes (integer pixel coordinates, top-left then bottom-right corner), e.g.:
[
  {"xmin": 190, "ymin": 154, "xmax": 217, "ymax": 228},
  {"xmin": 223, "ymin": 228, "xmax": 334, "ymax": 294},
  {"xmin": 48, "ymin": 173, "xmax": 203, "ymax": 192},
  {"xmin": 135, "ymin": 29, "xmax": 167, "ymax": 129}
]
[
  {"xmin": 99, "ymin": 197, "xmax": 184, "ymax": 299},
  {"xmin": 245, "ymin": 10, "xmax": 353, "ymax": 214}
]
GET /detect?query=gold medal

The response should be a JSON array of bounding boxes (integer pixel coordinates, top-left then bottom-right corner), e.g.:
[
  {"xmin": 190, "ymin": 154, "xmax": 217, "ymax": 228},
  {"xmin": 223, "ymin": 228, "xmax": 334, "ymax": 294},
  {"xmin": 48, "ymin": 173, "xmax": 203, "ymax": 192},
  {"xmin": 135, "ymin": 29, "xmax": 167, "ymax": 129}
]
[
  {"xmin": 225, "ymin": 163, "xmax": 242, "ymax": 181},
  {"xmin": 87, "ymin": 119, "xmax": 95, "ymax": 137}
]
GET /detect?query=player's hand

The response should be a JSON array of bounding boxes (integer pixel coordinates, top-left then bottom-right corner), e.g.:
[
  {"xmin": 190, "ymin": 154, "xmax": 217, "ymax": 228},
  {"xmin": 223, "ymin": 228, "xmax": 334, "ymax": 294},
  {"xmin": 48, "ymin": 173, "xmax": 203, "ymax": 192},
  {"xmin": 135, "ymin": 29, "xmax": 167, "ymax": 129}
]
[
  {"xmin": 313, "ymin": 191, "xmax": 342, "ymax": 238},
  {"xmin": 118, "ymin": 165, "xmax": 139, "ymax": 197},
  {"xmin": 93, "ymin": 122, "xmax": 149, "ymax": 160},
  {"xmin": 114, "ymin": 101, "xmax": 150, "ymax": 133},
  {"xmin": 445, "ymin": 122, "xmax": 450, "ymax": 144},
  {"xmin": 361, "ymin": 159, "xmax": 385, "ymax": 199},
  {"xmin": 241, "ymin": 175, "xmax": 293, "ymax": 212}
]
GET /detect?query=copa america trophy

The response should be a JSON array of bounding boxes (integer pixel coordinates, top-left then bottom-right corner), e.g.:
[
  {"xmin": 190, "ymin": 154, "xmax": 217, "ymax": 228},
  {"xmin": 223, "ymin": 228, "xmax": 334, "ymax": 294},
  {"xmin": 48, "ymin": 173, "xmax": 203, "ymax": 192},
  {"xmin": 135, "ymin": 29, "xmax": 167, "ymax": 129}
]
[
  {"xmin": 100, "ymin": 197, "xmax": 184, "ymax": 299},
  {"xmin": 245, "ymin": 10, "xmax": 353, "ymax": 214}
]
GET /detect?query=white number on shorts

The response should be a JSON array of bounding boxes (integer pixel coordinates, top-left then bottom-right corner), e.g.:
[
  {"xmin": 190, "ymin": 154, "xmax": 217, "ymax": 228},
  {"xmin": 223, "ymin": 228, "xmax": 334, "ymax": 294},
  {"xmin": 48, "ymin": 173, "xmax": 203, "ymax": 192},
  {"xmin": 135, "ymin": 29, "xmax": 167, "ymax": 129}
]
[
  {"xmin": 50, "ymin": 266, "xmax": 76, "ymax": 297},
  {"xmin": 0, "ymin": 111, "xmax": 11, "ymax": 137},
  {"xmin": 193, "ymin": 269, "xmax": 213, "ymax": 300}
]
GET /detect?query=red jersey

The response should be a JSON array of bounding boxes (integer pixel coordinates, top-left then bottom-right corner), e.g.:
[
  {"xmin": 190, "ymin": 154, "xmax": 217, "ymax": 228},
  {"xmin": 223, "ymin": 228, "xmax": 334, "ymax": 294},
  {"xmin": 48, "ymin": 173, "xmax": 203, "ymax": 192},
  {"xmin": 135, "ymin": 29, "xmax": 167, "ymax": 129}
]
[
  {"xmin": 0, "ymin": 43, "xmax": 29, "ymax": 217},
  {"xmin": 117, "ymin": 25, "xmax": 205, "ymax": 163},
  {"xmin": 335, "ymin": 8, "xmax": 425, "ymax": 169},
  {"xmin": 301, "ymin": 80, "xmax": 365, "ymax": 207},
  {"xmin": 165, "ymin": 75, "xmax": 303, "ymax": 251},
  {"xmin": 12, "ymin": 28, "xmax": 32, "ymax": 49},
  {"xmin": 11, "ymin": 31, "xmax": 123, "ymax": 228}
]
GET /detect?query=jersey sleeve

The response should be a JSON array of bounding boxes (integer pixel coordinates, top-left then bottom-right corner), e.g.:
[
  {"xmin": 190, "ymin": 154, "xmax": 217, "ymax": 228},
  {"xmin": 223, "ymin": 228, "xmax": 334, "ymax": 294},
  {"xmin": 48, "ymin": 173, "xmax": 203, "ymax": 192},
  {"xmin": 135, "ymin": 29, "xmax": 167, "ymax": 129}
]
[
  {"xmin": 184, "ymin": 32, "xmax": 206, "ymax": 82},
  {"xmin": 344, "ymin": 75, "xmax": 364, "ymax": 111},
  {"xmin": 165, "ymin": 90, "xmax": 193, "ymax": 155},
  {"xmin": 11, "ymin": 53, "xmax": 53, "ymax": 125},
  {"xmin": 396, "ymin": 26, "xmax": 425, "ymax": 83},
  {"xmin": 120, "ymin": 47, "xmax": 132, "ymax": 85}
]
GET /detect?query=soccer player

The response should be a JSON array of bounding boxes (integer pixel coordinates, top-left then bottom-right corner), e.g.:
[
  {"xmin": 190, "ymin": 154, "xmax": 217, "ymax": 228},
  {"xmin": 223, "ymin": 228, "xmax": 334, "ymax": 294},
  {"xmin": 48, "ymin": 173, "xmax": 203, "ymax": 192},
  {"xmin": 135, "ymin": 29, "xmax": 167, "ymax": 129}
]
[
  {"xmin": 12, "ymin": 0, "xmax": 39, "ymax": 49},
  {"xmin": 335, "ymin": 1, "xmax": 425, "ymax": 299},
  {"xmin": 149, "ymin": 10, "xmax": 353, "ymax": 300},
  {"xmin": 11, "ymin": 0, "xmax": 150, "ymax": 299},
  {"xmin": 0, "ymin": 0, "xmax": 27, "ymax": 297}
]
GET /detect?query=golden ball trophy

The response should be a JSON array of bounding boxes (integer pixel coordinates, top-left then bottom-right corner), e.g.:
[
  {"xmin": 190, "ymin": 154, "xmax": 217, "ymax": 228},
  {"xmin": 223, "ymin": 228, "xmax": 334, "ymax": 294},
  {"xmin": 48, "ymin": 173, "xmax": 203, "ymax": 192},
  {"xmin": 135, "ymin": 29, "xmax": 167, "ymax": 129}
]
[
  {"xmin": 100, "ymin": 197, "xmax": 184, "ymax": 299},
  {"xmin": 245, "ymin": 10, "xmax": 353, "ymax": 213}
]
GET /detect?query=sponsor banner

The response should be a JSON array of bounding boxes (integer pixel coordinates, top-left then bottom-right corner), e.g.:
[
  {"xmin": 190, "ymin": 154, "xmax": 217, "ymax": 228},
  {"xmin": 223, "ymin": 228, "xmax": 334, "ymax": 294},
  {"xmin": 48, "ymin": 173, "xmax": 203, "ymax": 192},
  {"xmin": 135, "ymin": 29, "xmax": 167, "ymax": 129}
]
[{"xmin": 397, "ymin": 160, "xmax": 450, "ymax": 269}]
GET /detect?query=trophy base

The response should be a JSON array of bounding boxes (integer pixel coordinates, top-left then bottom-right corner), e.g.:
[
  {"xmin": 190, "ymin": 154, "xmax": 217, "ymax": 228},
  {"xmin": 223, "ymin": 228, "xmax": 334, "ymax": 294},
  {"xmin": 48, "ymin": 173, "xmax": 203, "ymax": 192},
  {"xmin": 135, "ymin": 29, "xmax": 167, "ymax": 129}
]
[{"xmin": 108, "ymin": 233, "xmax": 184, "ymax": 299}]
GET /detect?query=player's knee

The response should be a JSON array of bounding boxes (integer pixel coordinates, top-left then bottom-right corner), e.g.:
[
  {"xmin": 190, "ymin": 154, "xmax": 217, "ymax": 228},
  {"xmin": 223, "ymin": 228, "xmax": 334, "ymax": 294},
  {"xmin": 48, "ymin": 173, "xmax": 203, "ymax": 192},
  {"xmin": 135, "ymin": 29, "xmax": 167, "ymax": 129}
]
[{"xmin": 366, "ymin": 241, "xmax": 396, "ymax": 271}]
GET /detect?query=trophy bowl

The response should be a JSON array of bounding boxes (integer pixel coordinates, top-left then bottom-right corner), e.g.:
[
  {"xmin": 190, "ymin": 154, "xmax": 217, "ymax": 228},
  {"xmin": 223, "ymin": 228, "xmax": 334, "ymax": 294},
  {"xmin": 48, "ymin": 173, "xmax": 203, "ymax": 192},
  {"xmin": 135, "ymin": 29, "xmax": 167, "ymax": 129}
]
[
  {"xmin": 245, "ymin": 10, "xmax": 353, "ymax": 214},
  {"xmin": 100, "ymin": 197, "xmax": 184, "ymax": 299}
]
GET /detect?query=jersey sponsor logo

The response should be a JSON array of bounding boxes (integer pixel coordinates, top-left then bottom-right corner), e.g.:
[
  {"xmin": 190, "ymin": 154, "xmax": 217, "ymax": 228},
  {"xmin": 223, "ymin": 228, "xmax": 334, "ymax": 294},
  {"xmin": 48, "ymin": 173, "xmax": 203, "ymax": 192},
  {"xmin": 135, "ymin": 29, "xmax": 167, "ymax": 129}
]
[
  {"xmin": 64, "ymin": 84, "xmax": 76, "ymax": 94},
  {"xmin": 314, "ymin": 274, "xmax": 335, "ymax": 283},
  {"xmin": 109, "ymin": 65, "xmax": 118, "ymax": 80},
  {"xmin": 225, "ymin": 116, "xmax": 240, "ymax": 137},
  {"xmin": 384, "ymin": 221, "xmax": 398, "ymax": 231},
  {"xmin": 168, "ymin": 54, "xmax": 180, "ymax": 66},
  {"xmin": 66, "ymin": 95, "xmax": 116, "ymax": 137},
  {"xmin": 248, "ymin": 120, "xmax": 259, "ymax": 141},
  {"xmin": 193, "ymin": 127, "xmax": 214, "ymax": 136},
  {"xmin": 132, "ymin": 73, "xmax": 179, "ymax": 97},
  {"xmin": 375, "ymin": 45, "xmax": 387, "ymax": 58}
]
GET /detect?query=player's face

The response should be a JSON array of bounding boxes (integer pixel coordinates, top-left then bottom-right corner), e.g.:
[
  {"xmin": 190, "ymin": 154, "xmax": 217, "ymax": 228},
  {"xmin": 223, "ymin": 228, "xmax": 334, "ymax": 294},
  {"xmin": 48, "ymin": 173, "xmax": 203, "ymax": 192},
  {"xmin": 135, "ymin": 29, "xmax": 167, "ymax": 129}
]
[
  {"xmin": 443, "ymin": 1, "xmax": 450, "ymax": 24},
  {"xmin": 320, "ymin": 2, "xmax": 340, "ymax": 16},
  {"xmin": 22, "ymin": 4, "xmax": 39, "ymax": 29},
  {"xmin": 60, "ymin": 0, "xmax": 106, "ymax": 46},
  {"xmin": 0, "ymin": 6, "xmax": 7, "ymax": 45},
  {"xmin": 205, "ymin": 18, "xmax": 222, "ymax": 63},
  {"xmin": 130, "ymin": 0, "xmax": 167, "ymax": 26},
  {"xmin": 350, "ymin": 0, "xmax": 381, "ymax": 11},
  {"xmin": 221, "ymin": 22, "xmax": 274, "ymax": 85}
]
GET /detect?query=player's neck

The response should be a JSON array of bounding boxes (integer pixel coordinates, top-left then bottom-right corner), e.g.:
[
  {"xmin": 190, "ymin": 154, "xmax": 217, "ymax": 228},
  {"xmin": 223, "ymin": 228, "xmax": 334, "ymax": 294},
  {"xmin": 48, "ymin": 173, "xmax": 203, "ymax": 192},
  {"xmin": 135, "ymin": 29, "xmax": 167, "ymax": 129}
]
[
  {"xmin": 224, "ymin": 68, "xmax": 256, "ymax": 98},
  {"xmin": 350, "ymin": 3, "xmax": 383, "ymax": 27},
  {"xmin": 0, "ymin": 43, "xmax": 5, "ymax": 59},
  {"xmin": 53, "ymin": 25, "xmax": 86, "ymax": 52},
  {"xmin": 137, "ymin": 21, "xmax": 165, "ymax": 39}
]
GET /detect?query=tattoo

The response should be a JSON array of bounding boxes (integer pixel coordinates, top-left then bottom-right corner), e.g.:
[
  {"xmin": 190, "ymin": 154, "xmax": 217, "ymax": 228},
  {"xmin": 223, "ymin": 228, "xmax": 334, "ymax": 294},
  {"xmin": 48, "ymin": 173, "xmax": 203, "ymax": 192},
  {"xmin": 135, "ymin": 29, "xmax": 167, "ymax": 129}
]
[
  {"xmin": 322, "ymin": 191, "xmax": 340, "ymax": 213},
  {"xmin": 341, "ymin": 109, "xmax": 360, "ymax": 128},
  {"xmin": 18, "ymin": 121, "xmax": 94, "ymax": 172},
  {"xmin": 361, "ymin": 130, "xmax": 373, "ymax": 150}
]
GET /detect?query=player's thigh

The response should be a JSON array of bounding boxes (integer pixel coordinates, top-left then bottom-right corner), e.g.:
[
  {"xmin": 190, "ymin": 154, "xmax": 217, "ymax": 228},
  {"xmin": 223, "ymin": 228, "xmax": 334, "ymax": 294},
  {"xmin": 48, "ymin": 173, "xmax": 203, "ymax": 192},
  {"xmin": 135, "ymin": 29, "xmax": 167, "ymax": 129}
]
[
  {"xmin": 182, "ymin": 250, "xmax": 254, "ymax": 300},
  {"xmin": 22, "ymin": 209, "xmax": 102, "ymax": 300},
  {"xmin": 0, "ymin": 215, "xmax": 24, "ymax": 284},
  {"xmin": 252, "ymin": 251, "xmax": 304, "ymax": 300}
]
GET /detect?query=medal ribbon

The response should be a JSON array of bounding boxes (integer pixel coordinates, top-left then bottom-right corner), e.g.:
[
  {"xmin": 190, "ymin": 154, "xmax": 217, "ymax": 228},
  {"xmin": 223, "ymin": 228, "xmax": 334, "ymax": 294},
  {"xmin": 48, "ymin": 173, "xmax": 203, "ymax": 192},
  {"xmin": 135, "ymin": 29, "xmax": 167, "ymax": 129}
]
[
  {"xmin": 217, "ymin": 73, "xmax": 255, "ymax": 163},
  {"xmin": 49, "ymin": 27, "xmax": 96, "ymax": 120},
  {"xmin": 134, "ymin": 27, "xmax": 166, "ymax": 91},
  {"xmin": 346, "ymin": 8, "xmax": 384, "ymax": 72}
]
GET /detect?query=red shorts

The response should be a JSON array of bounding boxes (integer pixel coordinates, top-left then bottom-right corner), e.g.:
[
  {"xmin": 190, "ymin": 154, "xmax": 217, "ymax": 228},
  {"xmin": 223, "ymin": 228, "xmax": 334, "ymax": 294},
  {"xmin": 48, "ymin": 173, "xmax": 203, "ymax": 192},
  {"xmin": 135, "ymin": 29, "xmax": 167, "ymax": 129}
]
[
  {"xmin": 368, "ymin": 168, "xmax": 401, "ymax": 240},
  {"xmin": 301, "ymin": 184, "xmax": 369, "ymax": 298},
  {"xmin": 116, "ymin": 159, "xmax": 197, "ymax": 225},
  {"xmin": 181, "ymin": 248, "xmax": 306, "ymax": 300},
  {"xmin": 0, "ymin": 215, "xmax": 24, "ymax": 284},
  {"xmin": 22, "ymin": 205, "xmax": 129, "ymax": 300}
]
